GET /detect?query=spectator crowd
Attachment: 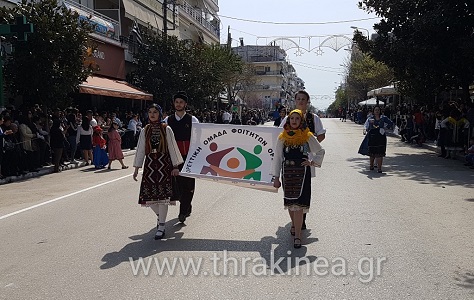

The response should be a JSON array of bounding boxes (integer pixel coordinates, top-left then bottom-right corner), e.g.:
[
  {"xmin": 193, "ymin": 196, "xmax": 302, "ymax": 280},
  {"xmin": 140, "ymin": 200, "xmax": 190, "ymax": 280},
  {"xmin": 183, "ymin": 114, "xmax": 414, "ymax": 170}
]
[{"xmin": 0, "ymin": 104, "xmax": 270, "ymax": 180}]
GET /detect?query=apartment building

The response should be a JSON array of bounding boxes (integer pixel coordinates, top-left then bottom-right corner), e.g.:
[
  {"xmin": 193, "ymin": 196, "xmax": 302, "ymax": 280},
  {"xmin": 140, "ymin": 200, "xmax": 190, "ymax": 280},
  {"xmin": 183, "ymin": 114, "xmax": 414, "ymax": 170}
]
[
  {"xmin": 173, "ymin": 0, "xmax": 220, "ymax": 45},
  {"xmin": 232, "ymin": 45, "xmax": 303, "ymax": 110}
]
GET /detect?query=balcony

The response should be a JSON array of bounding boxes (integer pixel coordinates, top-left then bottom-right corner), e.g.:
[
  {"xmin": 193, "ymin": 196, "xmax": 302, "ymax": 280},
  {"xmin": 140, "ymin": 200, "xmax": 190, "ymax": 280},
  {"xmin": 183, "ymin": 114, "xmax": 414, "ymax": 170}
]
[
  {"xmin": 254, "ymin": 70, "xmax": 284, "ymax": 76},
  {"xmin": 64, "ymin": 0, "xmax": 120, "ymax": 41},
  {"xmin": 179, "ymin": 1, "xmax": 220, "ymax": 39},
  {"xmin": 119, "ymin": 35, "xmax": 140, "ymax": 62},
  {"xmin": 249, "ymin": 56, "xmax": 286, "ymax": 63}
]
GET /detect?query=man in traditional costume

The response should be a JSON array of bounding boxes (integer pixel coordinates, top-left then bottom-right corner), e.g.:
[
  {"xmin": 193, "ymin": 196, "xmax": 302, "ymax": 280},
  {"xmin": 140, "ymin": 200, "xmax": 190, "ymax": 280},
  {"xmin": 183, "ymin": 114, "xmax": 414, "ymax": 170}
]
[{"xmin": 164, "ymin": 92, "xmax": 200, "ymax": 223}]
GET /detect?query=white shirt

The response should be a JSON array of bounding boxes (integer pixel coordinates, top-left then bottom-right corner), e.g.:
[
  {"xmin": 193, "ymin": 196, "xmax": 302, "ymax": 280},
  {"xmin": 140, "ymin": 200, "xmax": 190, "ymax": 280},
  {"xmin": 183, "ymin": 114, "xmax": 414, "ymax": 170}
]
[
  {"xmin": 279, "ymin": 113, "xmax": 326, "ymax": 136},
  {"xmin": 128, "ymin": 118, "xmax": 138, "ymax": 134},
  {"xmin": 133, "ymin": 126, "xmax": 184, "ymax": 168},
  {"xmin": 90, "ymin": 117, "xmax": 98, "ymax": 127},
  {"xmin": 271, "ymin": 135, "xmax": 325, "ymax": 177},
  {"xmin": 222, "ymin": 111, "xmax": 232, "ymax": 122}
]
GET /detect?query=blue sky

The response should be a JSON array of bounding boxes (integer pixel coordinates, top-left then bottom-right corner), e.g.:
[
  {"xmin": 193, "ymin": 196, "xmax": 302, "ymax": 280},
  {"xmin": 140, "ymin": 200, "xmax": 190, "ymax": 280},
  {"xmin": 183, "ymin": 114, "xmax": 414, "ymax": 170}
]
[{"xmin": 218, "ymin": 0, "xmax": 380, "ymax": 110}]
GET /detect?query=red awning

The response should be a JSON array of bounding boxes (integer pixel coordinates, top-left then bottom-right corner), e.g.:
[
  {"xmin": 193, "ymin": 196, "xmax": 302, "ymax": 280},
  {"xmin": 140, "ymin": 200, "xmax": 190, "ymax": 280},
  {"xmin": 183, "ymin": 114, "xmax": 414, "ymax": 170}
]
[{"xmin": 79, "ymin": 76, "xmax": 153, "ymax": 101}]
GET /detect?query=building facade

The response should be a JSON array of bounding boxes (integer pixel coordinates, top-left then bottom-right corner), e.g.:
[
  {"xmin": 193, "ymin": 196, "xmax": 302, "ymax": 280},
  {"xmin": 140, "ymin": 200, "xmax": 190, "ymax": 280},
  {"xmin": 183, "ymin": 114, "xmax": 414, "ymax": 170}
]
[{"xmin": 232, "ymin": 45, "xmax": 304, "ymax": 110}]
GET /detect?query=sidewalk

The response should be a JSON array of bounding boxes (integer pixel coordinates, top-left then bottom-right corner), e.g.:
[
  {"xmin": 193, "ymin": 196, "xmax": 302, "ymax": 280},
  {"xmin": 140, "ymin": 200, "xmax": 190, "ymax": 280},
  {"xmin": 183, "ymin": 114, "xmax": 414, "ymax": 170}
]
[{"xmin": 0, "ymin": 149, "xmax": 136, "ymax": 185}]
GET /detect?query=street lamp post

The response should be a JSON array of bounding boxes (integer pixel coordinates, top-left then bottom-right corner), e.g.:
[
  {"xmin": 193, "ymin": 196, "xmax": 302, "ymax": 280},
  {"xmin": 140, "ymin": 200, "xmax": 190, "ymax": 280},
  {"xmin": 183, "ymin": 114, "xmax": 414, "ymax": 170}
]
[{"xmin": 350, "ymin": 26, "xmax": 370, "ymax": 39}]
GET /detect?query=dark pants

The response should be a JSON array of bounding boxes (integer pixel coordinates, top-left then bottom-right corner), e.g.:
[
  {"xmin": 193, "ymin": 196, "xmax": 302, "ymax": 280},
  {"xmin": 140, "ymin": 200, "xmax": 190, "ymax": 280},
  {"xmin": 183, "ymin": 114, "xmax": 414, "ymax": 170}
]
[
  {"xmin": 173, "ymin": 161, "xmax": 196, "ymax": 216},
  {"xmin": 52, "ymin": 148, "xmax": 63, "ymax": 172}
]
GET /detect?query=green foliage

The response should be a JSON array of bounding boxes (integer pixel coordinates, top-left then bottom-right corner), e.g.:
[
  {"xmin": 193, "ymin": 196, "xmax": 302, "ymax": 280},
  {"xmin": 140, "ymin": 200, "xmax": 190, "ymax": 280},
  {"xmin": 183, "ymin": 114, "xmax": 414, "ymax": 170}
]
[
  {"xmin": 346, "ymin": 51, "xmax": 393, "ymax": 100},
  {"xmin": 128, "ymin": 32, "xmax": 243, "ymax": 111},
  {"xmin": 0, "ymin": 0, "xmax": 94, "ymax": 107},
  {"xmin": 356, "ymin": 0, "xmax": 474, "ymax": 102},
  {"xmin": 328, "ymin": 87, "xmax": 347, "ymax": 115},
  {"xmin": 328, "ymin": 51, "xmax": 393, "ymax": 112}
]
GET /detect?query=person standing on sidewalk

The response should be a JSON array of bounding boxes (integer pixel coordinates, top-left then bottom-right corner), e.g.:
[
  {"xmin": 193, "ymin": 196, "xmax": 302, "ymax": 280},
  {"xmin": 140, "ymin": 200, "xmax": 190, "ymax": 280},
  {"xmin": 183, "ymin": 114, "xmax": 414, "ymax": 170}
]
[
  {"xmin": 279, "ymin": 90, "xmax": 326, "ymax": 231},
  {"xmin": 163, "ymin": 92, "xmax": 200, "ymax": 223},
  {"xmin": 133, "ymin": 104, "xmax": 183, "ymax": 240}
]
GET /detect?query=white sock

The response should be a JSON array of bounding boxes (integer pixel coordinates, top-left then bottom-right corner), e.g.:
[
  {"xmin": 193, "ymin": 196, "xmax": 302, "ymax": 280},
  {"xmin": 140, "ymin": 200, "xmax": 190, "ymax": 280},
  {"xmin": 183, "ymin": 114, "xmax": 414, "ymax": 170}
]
[{"xmin": 157, "ymin": 204, "xmax": 168, "ymax": 231}]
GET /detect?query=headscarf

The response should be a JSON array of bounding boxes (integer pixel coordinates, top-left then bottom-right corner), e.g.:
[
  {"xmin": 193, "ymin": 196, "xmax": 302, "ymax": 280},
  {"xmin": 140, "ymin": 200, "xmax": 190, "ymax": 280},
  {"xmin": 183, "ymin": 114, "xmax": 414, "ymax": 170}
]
[
  {"xmin": 144, "ymin": 103, "xmax": 168, "ymax": 155},
  {"xmin": 278, "ymin": 109, "xmax": 312, "ymax": 146}
]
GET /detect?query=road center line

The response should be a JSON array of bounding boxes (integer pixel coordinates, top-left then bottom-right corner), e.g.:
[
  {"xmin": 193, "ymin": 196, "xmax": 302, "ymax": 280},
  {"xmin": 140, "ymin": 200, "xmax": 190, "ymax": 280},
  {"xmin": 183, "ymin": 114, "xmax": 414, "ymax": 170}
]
[{"xmin": 0, "ymin": 173, "xmax": 133, "ymax": 221}]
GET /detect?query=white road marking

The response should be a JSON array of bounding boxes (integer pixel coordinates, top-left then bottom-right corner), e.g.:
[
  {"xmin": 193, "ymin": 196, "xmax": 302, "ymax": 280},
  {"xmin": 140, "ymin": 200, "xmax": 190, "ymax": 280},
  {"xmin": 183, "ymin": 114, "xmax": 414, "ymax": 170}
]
[{"xmin": 0, "ymin": 173, "xmax": 133, "ymax": 221}]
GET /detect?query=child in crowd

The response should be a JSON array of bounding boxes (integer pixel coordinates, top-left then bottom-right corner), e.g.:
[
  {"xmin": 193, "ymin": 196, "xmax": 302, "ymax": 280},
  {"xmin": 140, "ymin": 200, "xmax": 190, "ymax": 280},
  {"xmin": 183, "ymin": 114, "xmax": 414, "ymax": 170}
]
[
  {"xmin": 92, "ymin": 126, "xmax": 109, "ymax": 169},
  {"xmin": 107, "ymin": 122, "xmax": 128, "ymax": 170}
]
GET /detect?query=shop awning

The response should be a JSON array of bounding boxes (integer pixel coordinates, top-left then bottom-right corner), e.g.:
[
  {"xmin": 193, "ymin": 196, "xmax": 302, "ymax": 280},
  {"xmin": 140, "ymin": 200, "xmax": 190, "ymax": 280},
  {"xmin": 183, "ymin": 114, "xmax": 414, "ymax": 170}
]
[
  {"xmin": 79, "ymin": 76, "xmax": 153, "ymax": 101},
  {"xmin": 122, "ymin": 0, "xmax": 160, "ymax": 30}
]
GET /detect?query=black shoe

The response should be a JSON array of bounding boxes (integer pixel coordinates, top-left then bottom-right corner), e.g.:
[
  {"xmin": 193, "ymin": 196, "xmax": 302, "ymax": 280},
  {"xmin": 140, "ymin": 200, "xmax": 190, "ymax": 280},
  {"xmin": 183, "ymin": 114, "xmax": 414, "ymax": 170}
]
[
  {"xmin": 301, "ymin": 221, "xmax": 307, "ymax": 230},
  {"xmin": 154, "ymin": 229, "xmax": 165, "ymax": 240},
  {"xmin": 178, "ymin": 214, "xmax": 187, "ymax": 223},
  {"xmin": 294, "ymin": 238, "xmax": 302, "ymax": 249}
]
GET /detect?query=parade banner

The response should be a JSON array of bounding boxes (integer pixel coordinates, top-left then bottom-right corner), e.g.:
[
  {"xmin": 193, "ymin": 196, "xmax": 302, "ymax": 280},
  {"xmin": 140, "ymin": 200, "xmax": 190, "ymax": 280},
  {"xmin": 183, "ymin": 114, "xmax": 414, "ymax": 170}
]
[{"xmin": 180, "ymin": 123, "xmax": 282, "ymax": 192}]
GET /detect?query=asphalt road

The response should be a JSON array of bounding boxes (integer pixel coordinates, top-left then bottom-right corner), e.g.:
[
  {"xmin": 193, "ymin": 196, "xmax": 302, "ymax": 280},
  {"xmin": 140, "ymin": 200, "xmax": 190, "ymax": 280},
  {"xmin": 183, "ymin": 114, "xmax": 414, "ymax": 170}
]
[{"xmin": 1, "ymin": 119, "xmax": 473, "ymax": 300}]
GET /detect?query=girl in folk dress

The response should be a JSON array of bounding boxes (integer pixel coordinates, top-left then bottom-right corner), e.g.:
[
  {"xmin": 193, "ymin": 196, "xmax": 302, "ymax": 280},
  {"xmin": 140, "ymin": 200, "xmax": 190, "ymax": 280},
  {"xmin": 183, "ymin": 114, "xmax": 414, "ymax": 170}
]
[
  {"xmin": 107, "ymin": 122, "xmax": 128, "ymax": 169},
  {"xmin": 133, "ymin": 104, "xmax": 183, "ymax": 240},
  {"xmin": 272, "ymin": 109, "xmax": 325, "ymax": 248},
  {"xmin": 92, "ymin": 126, "xmax": 109, "ymax": 169}
]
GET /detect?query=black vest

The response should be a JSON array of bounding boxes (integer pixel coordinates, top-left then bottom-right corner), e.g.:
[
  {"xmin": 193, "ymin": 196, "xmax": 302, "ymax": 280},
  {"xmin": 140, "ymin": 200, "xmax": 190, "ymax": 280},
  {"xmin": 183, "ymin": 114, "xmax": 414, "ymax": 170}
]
[
  {"xmin": 306, "ymin": 112, "xmax": 315, "ymax": 134},
  {"xmin": 167, "ymin": 114, "xmax": 192, "ymax": 141}
]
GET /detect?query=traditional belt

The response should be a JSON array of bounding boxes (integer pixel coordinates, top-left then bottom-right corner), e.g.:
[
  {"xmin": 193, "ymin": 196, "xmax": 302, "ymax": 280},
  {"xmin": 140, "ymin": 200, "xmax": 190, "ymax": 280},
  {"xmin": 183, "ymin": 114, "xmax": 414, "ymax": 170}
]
[{"xmin": 150, "ymin": 149, "xmax": 159, "ymax": 153}]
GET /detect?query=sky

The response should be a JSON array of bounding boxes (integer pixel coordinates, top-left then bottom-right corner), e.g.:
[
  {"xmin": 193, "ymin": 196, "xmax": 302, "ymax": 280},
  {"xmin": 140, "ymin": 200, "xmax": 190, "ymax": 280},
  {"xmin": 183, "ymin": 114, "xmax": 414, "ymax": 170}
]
[{"xmin": 218, "ymin": 0, "xmax": 380, "ymax": 110}]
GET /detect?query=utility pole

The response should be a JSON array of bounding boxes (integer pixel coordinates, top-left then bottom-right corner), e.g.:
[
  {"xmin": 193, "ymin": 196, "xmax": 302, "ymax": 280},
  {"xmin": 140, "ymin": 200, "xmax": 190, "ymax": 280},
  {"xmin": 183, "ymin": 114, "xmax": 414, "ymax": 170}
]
[{"xmin": 163, "ymin": 0, "xmax": 168, "ymax": 36}]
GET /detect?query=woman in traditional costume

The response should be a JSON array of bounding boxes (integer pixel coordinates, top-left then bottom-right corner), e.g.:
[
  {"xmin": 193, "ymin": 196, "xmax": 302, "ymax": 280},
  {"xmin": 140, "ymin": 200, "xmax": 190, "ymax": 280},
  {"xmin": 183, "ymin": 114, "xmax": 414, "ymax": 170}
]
[
  {"xmin": 362, "ymin": 106, "xmax": 393, "ymax": 173},
  {"xmin": 272, "ymin": 109, "xmax": 325, "ymax": 248},
  {"xmin": 133, "ymin": 104, "xmax": 183, "ymax": 240}
]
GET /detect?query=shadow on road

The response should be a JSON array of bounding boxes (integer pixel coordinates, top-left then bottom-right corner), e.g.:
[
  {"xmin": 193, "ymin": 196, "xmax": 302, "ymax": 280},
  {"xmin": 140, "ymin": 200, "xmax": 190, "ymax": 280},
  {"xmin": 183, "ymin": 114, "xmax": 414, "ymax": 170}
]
[
  {"xmin": 454, "ymin": 270, "xmax": 474, "ymax": 289},
  {"xmin": 348, "ymin": 149, "xmax": 474, "ymax": 188},
  {"xmin": 100, "ymin": 222, "xmax": 319, "ymax": 274}
]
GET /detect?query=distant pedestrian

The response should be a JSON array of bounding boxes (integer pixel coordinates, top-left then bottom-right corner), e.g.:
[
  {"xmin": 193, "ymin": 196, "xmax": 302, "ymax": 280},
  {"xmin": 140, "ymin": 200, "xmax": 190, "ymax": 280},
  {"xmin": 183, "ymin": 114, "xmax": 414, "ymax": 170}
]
[
  {"xmin": 361, "ymin": 106, "xmax": 394, "ymax": 173},
  {"xmin": 50, "ymin": 119, "xmax": 66, "ymax": 173},
  {"xmin": 107, "ymin": 122, "xmax": 128, "ymax": 169},
  {"xmin": 77, "ymin": 116, "xmax": 93, "ymax": 165}
]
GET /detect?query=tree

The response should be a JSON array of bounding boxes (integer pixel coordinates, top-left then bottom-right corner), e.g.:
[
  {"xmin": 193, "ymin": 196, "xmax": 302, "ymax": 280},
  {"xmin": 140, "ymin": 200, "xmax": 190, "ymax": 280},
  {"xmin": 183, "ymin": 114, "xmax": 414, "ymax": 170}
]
[
  {"xmin": 328, "ymin": 86, "xmax": 347, "ymax": 116},
  {"xmin": 227, "ymin": 63, "xmax": 257, "ymax": 103},
  {"xmin": 128, "ymin": 32, "xmax": 243, "ymax": 111},
  {"xmin": 0, "ymin": 0, "xmax": 94, "ymax": 107},
  {"xmin": 345, "ymin": 50, "xmax": 393, "ymax": 101},
  {"xmin": 328, "ymin": 49, "xmax": 393, "ymax": 113},
  {"xmin": 356, "ymin": 0, "xmax": 474, "ymax": 103}
]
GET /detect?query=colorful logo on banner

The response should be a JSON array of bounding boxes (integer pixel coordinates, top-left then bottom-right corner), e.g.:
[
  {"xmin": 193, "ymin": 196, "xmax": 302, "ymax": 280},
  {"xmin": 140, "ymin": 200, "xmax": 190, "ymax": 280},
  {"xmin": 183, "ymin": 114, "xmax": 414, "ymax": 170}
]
[
  {"xmin": 182, "ymin": 124, "xmax": 281, "ymax": 191},
  {"xmin": 200, "ymin": 142, "xmax": 263, "ymax": 180}
]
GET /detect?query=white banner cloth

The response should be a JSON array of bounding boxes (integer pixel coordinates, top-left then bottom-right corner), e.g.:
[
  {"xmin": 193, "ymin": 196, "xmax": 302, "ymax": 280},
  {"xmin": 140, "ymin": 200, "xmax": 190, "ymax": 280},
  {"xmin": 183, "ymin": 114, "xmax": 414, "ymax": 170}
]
[{"xmin": 180, "ymin": 123, "xmax": 282, "ymax": 192}]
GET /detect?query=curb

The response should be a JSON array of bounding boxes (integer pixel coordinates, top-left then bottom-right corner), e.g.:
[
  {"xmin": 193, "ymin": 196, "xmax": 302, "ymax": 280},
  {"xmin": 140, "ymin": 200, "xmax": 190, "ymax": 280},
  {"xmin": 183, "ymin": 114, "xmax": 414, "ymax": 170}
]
[{"xmin": 0, "ymin": 149, "xmax": 136, "ymax": 185}]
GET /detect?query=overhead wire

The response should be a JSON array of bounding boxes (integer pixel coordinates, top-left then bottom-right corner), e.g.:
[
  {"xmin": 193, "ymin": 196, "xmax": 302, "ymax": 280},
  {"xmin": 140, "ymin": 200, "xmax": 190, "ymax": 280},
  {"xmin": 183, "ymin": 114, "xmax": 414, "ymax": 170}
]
[{"xmin": 219, "ymin": 15, "xmax": 379, "ymax": 25}]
